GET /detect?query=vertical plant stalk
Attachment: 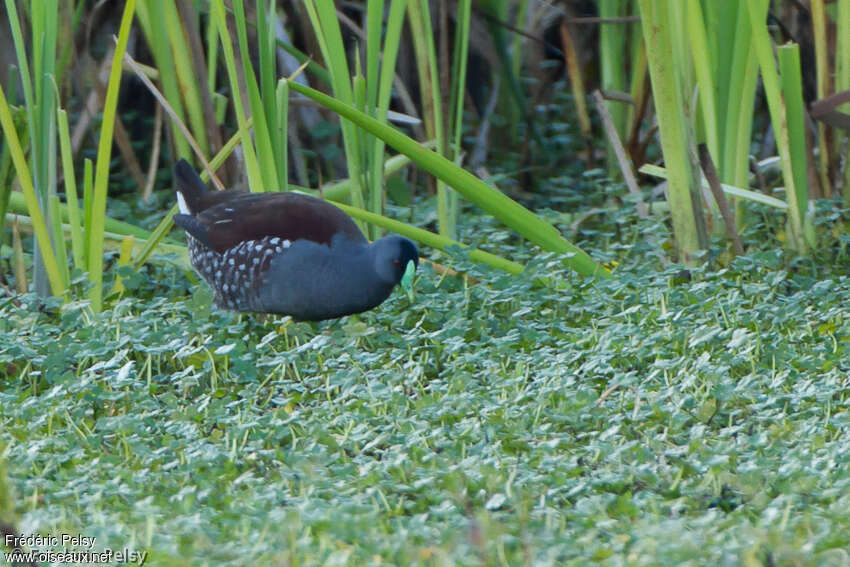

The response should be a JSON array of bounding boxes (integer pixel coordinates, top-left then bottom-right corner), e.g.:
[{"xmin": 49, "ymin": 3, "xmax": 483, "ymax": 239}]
[
  {"xmin": 560, "ymin": 22, "xmax": 593, "ymax": 165},
  {"xmin": 698, "ymin": 143, "xmax": 743, "ymax": 255},
  {"xmin": 57, "ymin": 108, "xmax": 85, "ymax": 271},
  {"xmin": 837, "ymin": 0, "xmax": 850, "ymax": 200},
  {"xmin": 12, "ymin": 220, "xmax": 28, "ymax": 294},
  {"xmin": 276, "ymin": 79, "xmax": 289, "ymax": 191},
  {"xmin": 0, "ymin": 85, "xmax": 64, "ymax": 296},
  {"xmin": 599, "ymin": 0, "xmax": 627, "ymax": 176},
  {"xmin": 231, "ymin": 0, "xmax": 277, "ymax": 190},
  {"xmin": 446, "ymin": 0, "xmax": 470, "ymax": 230},
  {"xmin": 88, "ymin": 0, "xmax": 137, "ymax": 311},
  {"xmin": 49, "ymin": 195, "xmax": 69, "ymax": 286},
  {"xmin": 686, "ymin": 0, "xmax": 718, "ymax": 161},
  {"xmin": 163, "ymin": 0, "xmax": 210, "ymax": 157},
  {"xmin": 135, "ymin": 1, "xmax": 192, "ymax": 159},
  {"xmin": 592, "ymin": 91, "xmax": 647, "ymax": 218},
  {"xmin": 778, "ymin": 45, "xmax": 811, "ymax": 226},
  {"xmin": 718, "ymin": 2, "xmax": 758, "ymax": 191},
  {"xmin": 408, "ymin": 0, "xmax": 454, "ymax": 238},
  {"xmin": 625, "ymin": 6, "xmax": 648, "ymax": 153},
  {"xmin": 83, "ymin": 158, "xmax": 93, "ymax": 266},
  {"xmin": 747, "ymin": 0, "xmax": 807, "ymax": 254},
  {"xmin": 639, "ymin": 0, "xmax": 705, "ymax": 263},
  {"xmin": 810, "ymin": 0, "xmax": 831, "ymax": 193},
  {"xmin": 176, "ymin": 0, "xmax": 224, "ymax": 161},
  {"xmin": 7, "ymin": 0, "xmax": 59, "ymax": 296},
  {"xmin": 211, "ymin": 0, "xmax": 262, "ymax": 192},
  {"xmin": 302, "ymin": 0, "xmax": 365, "ymax": 212},
  {"xmin": 363, "ymin": 0, "xmax": 407, "ymax": 240}
]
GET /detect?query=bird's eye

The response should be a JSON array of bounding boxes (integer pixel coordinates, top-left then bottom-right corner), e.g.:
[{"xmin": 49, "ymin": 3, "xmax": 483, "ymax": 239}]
[{"xmin": 392, "ymin": 259, "xmax": 401, "ymax": 266}]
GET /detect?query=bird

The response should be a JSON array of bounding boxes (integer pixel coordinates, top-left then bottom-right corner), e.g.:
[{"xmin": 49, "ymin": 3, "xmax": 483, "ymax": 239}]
[{"xmin": 171, "ymin": 159, "xmax": 419, "ymax": 321}]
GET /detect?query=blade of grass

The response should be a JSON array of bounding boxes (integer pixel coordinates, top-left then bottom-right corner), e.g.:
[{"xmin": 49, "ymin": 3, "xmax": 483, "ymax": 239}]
[
  {"xmin": 748, "ymin": 0, "xmax": 806, "ymax": 253},
  {"xmin": 7, "ymin": 191, "xmax": 172, "ymax": 243},
  {"xmin": 286, "ymin": 79, "xmax": 608, "ymax": 277},
  {"xmin": 330, "ymin": 200, "xmax": 522, "ymax": 275},
  {"xmin": 687, "ymin": 0, "xmax": 718, "ymax": 161},
  {"xmin": 408, "ymin": 0, "xmax": 453, "ymax": 238},
  {"xmin": 639, "ymin": 0, "xmax": 706, "ymax": 263},
  {"xmin": 88, "ymin": 0, "xmax": 137, "ymax": 311},
  {"xmin": 49, "ymin": 194, "xmax": 69, "ymax": 286},
  {"xmin": 9, "ymin": 213, "xmax": 189, "ymax": 267},
  {"xmin": 560, "ymin": 22, "xmax": 593, "ymax": 163},
  {"xmin": 83, "ymin": 157, "xmax": 92, "ymax": 266},
  {"xmin": 811, "ymin": 0, "xmax": 831, "ymax": 193},
  {"xmin": 12, "ymin": 219, "xmax": 28, "ymax": 294},
  {"xmin": 258, "ymin": 0, "xmax": 281, "ymax": 179},
  {"xmin": 837, "ymin": 0, "xmax": 850, "ymax": 200},
  {"xmin": 0, "ymin": 68, "xmax": 20, "ymax": 243},
  {"xmin": 135, "ymin": 0, "xmax": 192, "ymax": 160},
  {"xmin": 110, "ymin": 235, "xmax": 135, "ymax": 295},
  {"xmin": 721, "ymin": 1, "xmax": 759, "ymax": 188},
  {"xmin": 211, "ymin": 0, "xmax": 262, "ymax": 192},
  {"xmin": 600, "ymin": 0, "xmax": 627, "ymax": 175},
  {"xmin": 778, "ymin": 44, "xmax": 810, "ymax": 226},
  {"xmin": 163, "ymin": 0, "xmax": 210, "ymax": 157},
  {"xmin": 639, "ymin": 163, "xmax": 789, "ymax": 209},
  {"xmin": 364, "ymin": 0, "xmax": 407, "ymax": 239},
  {"xmin": 276, "ymin": 79, "xmax": 289, "ymax": 191},
  {"xmin": 231, "ymin": 0, "xmax": 276, "ymax": 190},
  {"xmin": 302, "ymin": 0, "xmax": 365, "ymax": 211},
  {"xmin": 0, "ymin": 84, "xmax": 64, "ymax": 296},
  {"xmin": 57, "ymin": 107, "xmax": 85, "ymax": 271},
  {"xmin": 446, "ymin": 0, "xmax": 469, "ymax": 234}
]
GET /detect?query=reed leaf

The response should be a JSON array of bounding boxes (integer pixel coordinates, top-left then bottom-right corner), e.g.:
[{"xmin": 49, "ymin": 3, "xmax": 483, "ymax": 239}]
[
  {"xmin": 286, "ymin": 80, "xmax": 607, "ymax": 277},
  {"xmin": 747, "ymin": 0, "xmax": 806, "ymax": 253},
  {"xmin": 87, "ymin": 0, "xmax": 137, "ymax": 311},
  {"xmin": 57, "ymin": 107, "xmax": 85, "ymax": 271},
  {"xmin": 639, "ymin": 0, "xmax": 705, "ymax": 262},
  {"xmin": 211, "ymin": 0, "xmax": 262, "ymax": 192},
  {"xmin": 0, "ymin": 84, "xmax": 64, "ymax": 296}
]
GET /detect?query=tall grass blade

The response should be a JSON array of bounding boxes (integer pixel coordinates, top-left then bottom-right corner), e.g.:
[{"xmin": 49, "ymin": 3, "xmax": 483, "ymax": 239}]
[
  {"xmin": 231, "ymin": 0, "xmax": 277, "ymax": 190},
  {"xmin": 83, "ymin": 158, "xmax": 93, "ymax": 267},
  {"xmin": 211, "ymin": 0, "xmax": 262, "ymax": 192},
  {"xmin": 11, "ymin": 220, "xmax": 28, "ymax": 294},
  {"xmin": 286, "ymin": 80, "xmax": 607, "ymax": 277},
  {"xmin": 778, "ymin": 44, "xmax": 811, "ymax": 227},
  {"xmin": 57, "ymin": 107, "xmax": 85, "ymax": 271},
  {"xmin": 0, "ymin": 84, "xmax": 64, "ymax": 296},
  {"xmin": 747, "ymin": 0, "xmax": 806, "ymax": 253},
  {"xmin": 135, "ymin": 1, "xmax": 192, "ymax": 159},
  {"xmin": 810, "ymin": 0, "xmax": 831, "ymax": 194},
  {"xmin": 164, "ymin": 0, "xmax": 210, "ymax": 157},
  {"xmin": 639, "ymin": 0, "xmax": 706, "ymax": 262},
  {"xmin": 88, "ymin": 0, "xmax": 137, "ymax": 311},
  {"xmin": 333, "ymin": 201, "xmax": 523, "ymax": 275},
  {"xmin": 276, "ymin": 79, "xmax": 289, "ymax": 191},
  {"xmin": 408, "ymin": 0, "xmax": 453, "ymax": 238},
  {"xmin": 302, "ymin": 0, "xmax": 364, "ymax": 210},
  {"xmin": 49, "ymin": 194, "xmax": 69, "ymax": 287}
]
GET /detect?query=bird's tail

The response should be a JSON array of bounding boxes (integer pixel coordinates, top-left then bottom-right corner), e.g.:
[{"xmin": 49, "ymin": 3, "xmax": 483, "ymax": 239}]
[{"xmin": 174, "ymin": 159, "xmax": 208, "ymax": 214}]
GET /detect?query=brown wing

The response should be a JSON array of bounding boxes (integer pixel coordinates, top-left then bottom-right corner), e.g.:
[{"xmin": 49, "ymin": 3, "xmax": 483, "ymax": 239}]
[
  {"xmin": 192, "ymin": 189, "xmax": 249, "ymax": 212},
  {"xmin": 187, "ymin": 192, "xmax": 366, "ymax": 254}
]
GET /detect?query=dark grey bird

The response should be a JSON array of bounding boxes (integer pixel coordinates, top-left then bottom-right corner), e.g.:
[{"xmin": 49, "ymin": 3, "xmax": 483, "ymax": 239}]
[{"xmin": 172, "ymin": 159, "xmax": 418, "ymax": 321}]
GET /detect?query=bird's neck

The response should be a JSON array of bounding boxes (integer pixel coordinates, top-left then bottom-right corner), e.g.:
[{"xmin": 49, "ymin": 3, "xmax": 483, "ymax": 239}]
[{"xmin": 326, "ymin": 241, "xmax": 394, "ymax": 312}]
